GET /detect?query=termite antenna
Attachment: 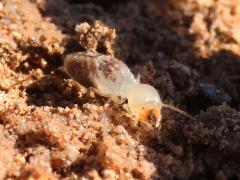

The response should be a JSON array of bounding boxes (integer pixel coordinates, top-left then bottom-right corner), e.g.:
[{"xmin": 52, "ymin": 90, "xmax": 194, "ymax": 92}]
[
  {"xmin": 161, "ymin": 103, "xmax": 193, "ymax": 119},
  {"xmin": 9, "ymin": 76, "xmax": 32, "ymax": 89},
  {"xmin": 5, "ymin": 70, "xmax": 43, "ymax": 91},
  {"xmin": 1, "ymin": 76, "xmax": 33, "ymax": 92}
]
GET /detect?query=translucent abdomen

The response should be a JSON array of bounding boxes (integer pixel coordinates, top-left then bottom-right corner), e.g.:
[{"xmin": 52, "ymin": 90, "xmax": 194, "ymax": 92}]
[
  {"xmin": 64, "ymin": 52, "xmax": 138, "ymax": 99},
  {"xmin": 64, "ymin": 52, "xmax": 98, "ymax": 87}
]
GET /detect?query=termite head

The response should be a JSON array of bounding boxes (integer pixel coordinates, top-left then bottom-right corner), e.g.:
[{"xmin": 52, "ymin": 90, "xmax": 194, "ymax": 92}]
[{"xmin": 127, "ymin": 83, "xmax": 162, "ymax": 128}]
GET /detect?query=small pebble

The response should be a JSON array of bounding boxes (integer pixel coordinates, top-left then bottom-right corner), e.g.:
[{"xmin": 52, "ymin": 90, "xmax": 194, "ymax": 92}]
[{"xmin": 199, "ymin": 83, "xmax": 232, "ymax": 104}]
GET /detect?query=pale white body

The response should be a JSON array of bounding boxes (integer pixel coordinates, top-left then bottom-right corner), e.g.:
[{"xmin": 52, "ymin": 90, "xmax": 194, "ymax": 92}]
[{"xmin": 64, "ymin": 52, "xmax": 163, "ymax": 127}]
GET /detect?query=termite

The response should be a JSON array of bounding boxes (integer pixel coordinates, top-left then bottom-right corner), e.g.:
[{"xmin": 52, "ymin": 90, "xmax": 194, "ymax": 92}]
[{"xmin": 64, "ymin": 52, "xmax": 191, "ymax": 128}]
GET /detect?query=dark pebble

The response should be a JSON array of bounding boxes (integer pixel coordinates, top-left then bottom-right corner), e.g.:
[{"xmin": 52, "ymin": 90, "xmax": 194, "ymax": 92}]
[{"xmin": 199, "ymin": 83, "xmax": 232, "ymax": 104}]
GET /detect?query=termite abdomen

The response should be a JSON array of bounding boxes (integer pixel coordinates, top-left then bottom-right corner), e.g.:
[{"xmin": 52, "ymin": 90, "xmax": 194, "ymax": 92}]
[
  {"xmin": 64, "ymin": 52, "xmax": 138, "ymax": 99},
  {"xmin": 64, "ymin": 52, "xmax": 97, "ymax": 87}
]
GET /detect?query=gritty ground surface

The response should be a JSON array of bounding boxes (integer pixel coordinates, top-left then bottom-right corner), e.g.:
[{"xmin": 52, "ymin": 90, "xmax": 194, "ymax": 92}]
[{"xmin": 0, "ymin": 0, "xmax": 239, "ymax": 179}]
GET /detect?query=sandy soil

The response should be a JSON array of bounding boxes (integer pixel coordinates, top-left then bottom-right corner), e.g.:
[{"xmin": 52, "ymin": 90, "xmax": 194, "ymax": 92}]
[{"xmin": 0, "ymin": 0, "xmax": 239, "ymax": 179}]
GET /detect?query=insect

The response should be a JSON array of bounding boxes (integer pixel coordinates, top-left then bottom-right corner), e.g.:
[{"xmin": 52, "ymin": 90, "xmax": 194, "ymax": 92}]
[{"xmin": 64, "ymin": 52, "xmax": 191, "ymax": 128}]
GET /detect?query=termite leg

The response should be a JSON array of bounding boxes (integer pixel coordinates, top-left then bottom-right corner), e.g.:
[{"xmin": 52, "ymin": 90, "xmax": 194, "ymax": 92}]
[
  {"xmin": 155, "ymin": 117, "xmax": 161, "ymax": 128},
  {"xmin": 141, "ymin": 121, "xmax": 154, "ymax": 130},
  {"xmin": 89, "ymin": 87, "xmax": 125, "ymax": 104},
  {"xmin": 136, "ymin": 74, "xmax": 141, "ymax": 83},
  {"xmin": 89, "ymin": 87, "xmax": 108, "ymax": 97}
]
